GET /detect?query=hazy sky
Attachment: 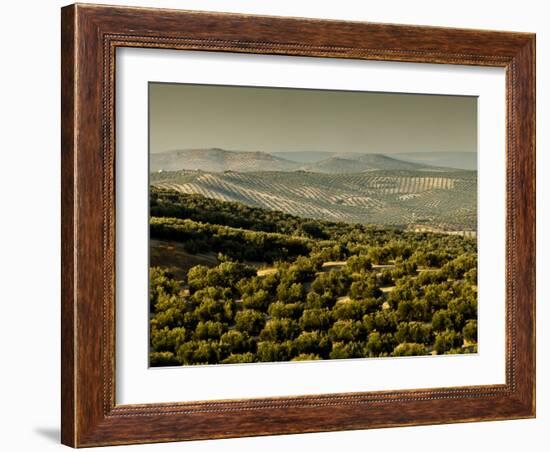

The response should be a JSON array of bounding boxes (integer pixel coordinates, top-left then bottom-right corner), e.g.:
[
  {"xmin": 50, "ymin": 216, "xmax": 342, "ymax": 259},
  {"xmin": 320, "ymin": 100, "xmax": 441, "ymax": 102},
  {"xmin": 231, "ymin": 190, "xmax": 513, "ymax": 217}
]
[{"xmin": 149, "ymin": 83, "xmax": 477, "ymax": 154}]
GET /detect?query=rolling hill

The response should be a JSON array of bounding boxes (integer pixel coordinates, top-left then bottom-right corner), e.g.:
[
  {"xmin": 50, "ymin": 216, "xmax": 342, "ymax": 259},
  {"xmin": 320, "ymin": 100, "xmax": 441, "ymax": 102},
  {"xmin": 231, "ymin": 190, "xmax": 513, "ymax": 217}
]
[
  {"xmin": 303, "ymin": 154, "xmax": 435, "ymax": 173},
  {"xmin": 272, "ymin": 151, "xmax": 475, "ymax": 171},
  {"xmin": 391, "ymin": 152, "xmax": 477, "ymax": 171},
  {"xmin": 150, "ymin": 169, "xmax": 477, "ymax": 231},
  {"xmin": 270, "ymin": 151, "xmax": 334, "ymax": 163},
  {"xmin": 151, "ymin": 148, "xmax": 454, "ymax": 173},
  {"xmin": 150, "ymin": 148, "xmax": 299, "ymax": 173}
]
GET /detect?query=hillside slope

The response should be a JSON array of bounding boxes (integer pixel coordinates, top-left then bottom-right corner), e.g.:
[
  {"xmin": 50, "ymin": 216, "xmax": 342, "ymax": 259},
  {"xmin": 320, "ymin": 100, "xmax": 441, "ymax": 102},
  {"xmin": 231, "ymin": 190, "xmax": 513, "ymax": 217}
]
[
  {"xmin": 150, "ymin": 169, "xmax": 477, "ymax": 231},
  {"xmin": 392, "ymin": 152, "xmax": 477, "ymax": 171},
  {"xmin": 150, "ymin": 148, "xmax": 300, "ymax": 172},
  {"xmin": 151, "ymin": 149, "xmax": 454, "ymax": 173},
  {"xmin": 303, "ymin": 153, "xmax": 436, "ymax": 173}
]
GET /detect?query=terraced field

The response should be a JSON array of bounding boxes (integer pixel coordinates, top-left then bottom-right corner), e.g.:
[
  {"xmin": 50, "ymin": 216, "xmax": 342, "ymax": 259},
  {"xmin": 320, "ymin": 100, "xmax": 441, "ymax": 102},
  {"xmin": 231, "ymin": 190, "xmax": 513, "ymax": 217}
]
[{"xmin": 150, "ymin": 169, "xmax": 477, "ymax": 232}]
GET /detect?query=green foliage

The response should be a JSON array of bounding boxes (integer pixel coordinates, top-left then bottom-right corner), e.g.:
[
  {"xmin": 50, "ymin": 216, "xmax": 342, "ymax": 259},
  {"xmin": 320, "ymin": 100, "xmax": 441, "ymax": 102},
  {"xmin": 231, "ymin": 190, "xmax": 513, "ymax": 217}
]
[
  {"xmin": 219, "ymin": 330, "xmax": 251, "ymax": 354},
  {"xmin": 441, "ymin": 253, "xmax": 477, "ymax": 279},
  {"xmin": 328, "ymin": 320, "xmax": 366, "ymax": 342},
  {"xmin": 305, "ymin": 291, "xmax": 336, "ymax": 309},
  {"xmin": 268, "ymin": 301, "xmax": 304, "ymax": 320},
  {"xmin": 276, "ymin": 282, "xmax": 306, "ymax": 303},
  {"xmin": 151, "ymin": 216, "xmax": 312, "ymax": 263},
  {"xmin": 149, "ymin": 190, "xmax": 478, "ymax": 366},
  {"xmin": 349, "ymin": 277, "xmax": 381, "ymax": 300},
  {"xmin": 256, "ymin": 341, "xmax": 294, "ymax": 362},
  {"xmin": 259, "ymin": 319, "xmax": 300, "ymax": 341},
  {"xmin": 234, "ymin": 309, "xmax": 265, "ymax": 336},
  {"xmin": 194, "ymin": 299, "xmax": 234, "ymax": 323},
  {"xmin": 331, "ymin": 300, "xmax": 366, "ymax": 321},
  {"xmin": 363, "ymin": 310, "xmax": 398, "ymax": 334},
  {"xmin": 292, "ymin": 353, "xmax": 321, "ymax": 361},
  {"xmin": 293, "ymin": 331, "xmax": 330, "ymax": 357},
  {"xmin": 395, "ymin": 322, "xmax": 432, "ymax": 345},
  {"xmin": 151, "ymin": 187, "xmax": 317, "ymax": 235},
  {"xmin": 312, "ymin": 271, "xmax": 351, "ymax": 297},
  {"xmin": 396, "ymin": 299, "xmax": 430, "ymax": 322},
  {"xmin": 299, "ymin": 308, "xmax": 332, "ymax": 332},
  {"xmin": 187, "ymin": 262, "xmax": 256, "ymax": 294},
  {"xmin": 193, "ymin": 321, "xmax": 227, "ymax": 340},
  {"xmin": 176, "ymin": 340, "xmax": 222, "ymax": 365},
  {"xmin": 391, "ymin": 260, "xmax": 418, "ymax": 280},
  {"xmin": 365, "ymin": 331, "xmax": 383, "ymax": 357},
  {"xmin": 432, "ymin": 309, "xmax": 455, "ymax": 331},
  {"xmin": 299, "ymin": 221, "xmax": 329, "ymax": 239},
  {"xmin": 463, "ymin": 320, "xmax": 478, "ymax": 342},
  {"xmin": 149, "ymin": 351, "xmax": 180, "ymax": 367},
  {"xmin": 346, "ymin": 254, "xmax": 372, "ymax": 273},
  {"xmin": 242, "ymin": 289, "xmax": 271, "ymax": 311},
  {"xmin": 392, "ymin": 343, "xmax": 428, "ymax": 356},
  {"xmin": 149, "ymin": 267, "xmax": 180, "ymax": 312},
  {"xmin": 434, "ymin": 330, "xmax": 463, "ymax": 354},
  {"xmin": 329, "ymin": 341, "xmax": 364, "ymax": 359},
  {"xmin": 150, "ymin": 297, "xmax": 187, "ymax": 330},
  {"xmin": 150, "ymin": 326, "xmax": 187, "ymax": 352},
  {"xmin": 221, "ymin": 352, "xmax": 255, "ymax": 364}
]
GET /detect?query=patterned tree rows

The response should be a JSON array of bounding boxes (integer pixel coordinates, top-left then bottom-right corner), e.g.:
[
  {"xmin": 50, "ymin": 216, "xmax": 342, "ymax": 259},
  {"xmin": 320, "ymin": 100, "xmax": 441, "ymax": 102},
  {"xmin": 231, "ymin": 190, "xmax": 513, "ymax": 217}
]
[
  {"xmin": 149, "ymin": 190, "xmax": 478, "ymax": 366},
  {"xmin": 151, "ymin": 169, "xmax": 477, "ymax": 232}
]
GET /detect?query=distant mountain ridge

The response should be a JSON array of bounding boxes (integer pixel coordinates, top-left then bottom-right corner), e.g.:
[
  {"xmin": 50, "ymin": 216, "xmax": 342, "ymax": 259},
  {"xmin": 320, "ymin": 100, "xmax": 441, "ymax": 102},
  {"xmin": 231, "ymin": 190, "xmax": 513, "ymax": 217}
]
[
  {"xmin": 151, "ymin": 148, "xmax": 464, "ymax": 173},
  {"xmin": 274, "ymin": 150, "xmax": 476, "ymax": 171},
  {"xmin": 392, "ymin": 152, "xmax": 476, "ymax": 171},
  {"xmin": 271, "ymin": 151, "xmax": 334, "ymax": 163},
  {"xmin": 150, "ymin": 148, "xmax": 298, "ymax": 173},
  {"xmin": 303, "ymin": 153, "xmax": 431, "ymax": 173}
]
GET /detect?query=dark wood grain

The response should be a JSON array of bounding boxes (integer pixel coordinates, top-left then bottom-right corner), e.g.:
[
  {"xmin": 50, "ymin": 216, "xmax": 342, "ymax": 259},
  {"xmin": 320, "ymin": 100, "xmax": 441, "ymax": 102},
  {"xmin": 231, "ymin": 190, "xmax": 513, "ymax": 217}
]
[
  {"xmin": 61, "ymin": 3, "xmax": 536, "ymax": 447},
  {"xmin": 60, "ymin": 5, "xmax": 76, "ymax": 447}
]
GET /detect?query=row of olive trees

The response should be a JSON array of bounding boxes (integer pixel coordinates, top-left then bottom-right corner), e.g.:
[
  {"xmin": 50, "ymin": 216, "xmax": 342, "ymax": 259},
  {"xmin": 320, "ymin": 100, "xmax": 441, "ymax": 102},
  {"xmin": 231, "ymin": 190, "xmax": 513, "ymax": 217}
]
[
  {"xmin": 149, "ymin": 190, "xmax": 478, "ymax": 366},
  {"xmin": 150, "ymin": 252, "xmax": 477, "ymax": 365}
]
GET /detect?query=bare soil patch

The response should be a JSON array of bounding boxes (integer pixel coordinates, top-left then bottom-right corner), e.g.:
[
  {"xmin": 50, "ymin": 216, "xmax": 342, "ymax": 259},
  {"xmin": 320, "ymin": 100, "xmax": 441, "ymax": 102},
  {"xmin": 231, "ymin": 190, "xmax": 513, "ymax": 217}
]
[{"xmin": 150, "ymin": 239, "xmax": 218, "ymax": 281}]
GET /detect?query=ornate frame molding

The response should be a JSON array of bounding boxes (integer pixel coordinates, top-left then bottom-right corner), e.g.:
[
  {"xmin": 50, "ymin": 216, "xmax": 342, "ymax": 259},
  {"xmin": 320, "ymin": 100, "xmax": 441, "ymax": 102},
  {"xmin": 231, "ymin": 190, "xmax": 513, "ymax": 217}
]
[{"xmin": 62, "ymin": 4, "xmax": 535, "ymax": 447}]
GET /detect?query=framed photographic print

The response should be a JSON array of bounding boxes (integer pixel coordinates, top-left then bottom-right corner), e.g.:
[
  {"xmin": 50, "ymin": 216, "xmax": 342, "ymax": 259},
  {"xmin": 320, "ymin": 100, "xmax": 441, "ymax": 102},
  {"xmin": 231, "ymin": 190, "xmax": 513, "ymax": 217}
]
[{"xmin": 61, "ymin": 3, "xmax": 536, "ymax": 447}]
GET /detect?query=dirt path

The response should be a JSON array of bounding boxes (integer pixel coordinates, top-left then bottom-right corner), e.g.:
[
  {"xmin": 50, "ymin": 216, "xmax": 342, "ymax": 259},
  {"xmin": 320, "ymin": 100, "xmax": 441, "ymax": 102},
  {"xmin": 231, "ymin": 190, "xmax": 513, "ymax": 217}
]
[
  {"xmin": 256, "ymin": 268, "xmax": 278, "ymax": 277},
  {"xmin": 150, "ymin": 239, "xmax": 218, "ymax": 280}
]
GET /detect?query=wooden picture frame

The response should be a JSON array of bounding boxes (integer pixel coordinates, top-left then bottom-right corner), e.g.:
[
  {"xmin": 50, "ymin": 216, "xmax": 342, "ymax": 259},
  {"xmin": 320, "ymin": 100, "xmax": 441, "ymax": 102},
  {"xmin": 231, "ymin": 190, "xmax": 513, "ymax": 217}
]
[{"xmin": 61, "ymin": 3, "xmax": 535, "ymax": 447}]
